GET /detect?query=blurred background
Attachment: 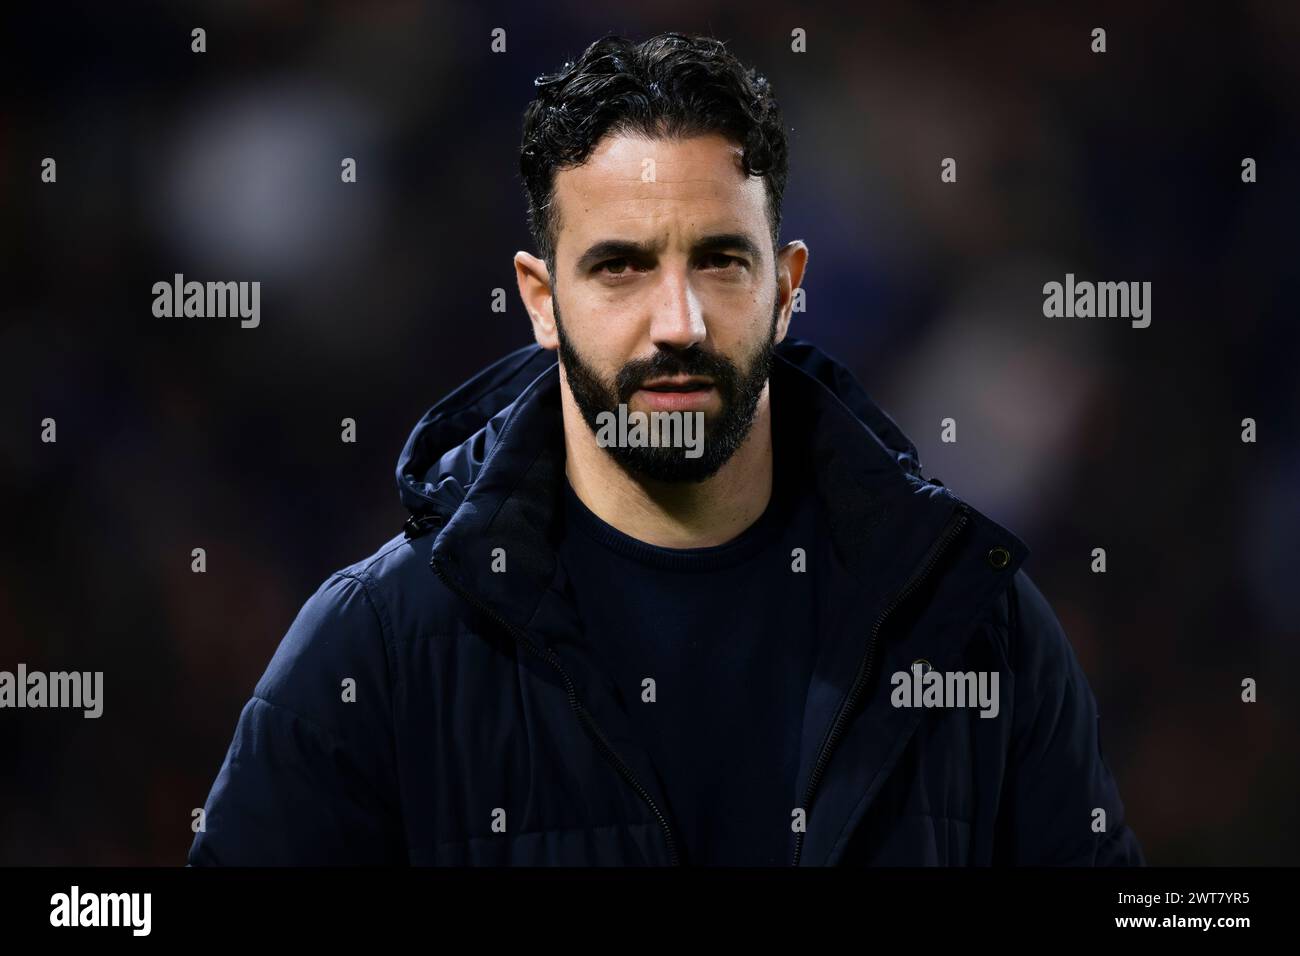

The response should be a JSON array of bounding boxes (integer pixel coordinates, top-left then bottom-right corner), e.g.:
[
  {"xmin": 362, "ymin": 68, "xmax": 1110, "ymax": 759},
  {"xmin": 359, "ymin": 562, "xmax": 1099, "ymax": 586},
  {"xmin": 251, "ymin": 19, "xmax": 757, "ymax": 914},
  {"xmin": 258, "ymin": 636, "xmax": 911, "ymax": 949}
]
[{"xmin": 2, "ymin": 0, "xmax": 1297, "ymax": 865}]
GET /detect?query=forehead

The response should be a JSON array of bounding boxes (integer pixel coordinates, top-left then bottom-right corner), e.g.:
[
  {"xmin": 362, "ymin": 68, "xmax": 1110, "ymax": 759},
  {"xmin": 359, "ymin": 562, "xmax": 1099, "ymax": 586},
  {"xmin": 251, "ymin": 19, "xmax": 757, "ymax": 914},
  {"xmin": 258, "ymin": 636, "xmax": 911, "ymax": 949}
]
[{"xmin": 551, "ymin": 131, "xmax": 768, "ymax": 254}]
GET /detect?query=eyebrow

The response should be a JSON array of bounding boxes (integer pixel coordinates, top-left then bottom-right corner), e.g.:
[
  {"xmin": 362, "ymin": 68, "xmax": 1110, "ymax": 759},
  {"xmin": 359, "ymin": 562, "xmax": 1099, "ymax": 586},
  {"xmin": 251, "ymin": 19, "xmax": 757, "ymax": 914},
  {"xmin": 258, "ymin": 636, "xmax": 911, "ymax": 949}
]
[{"xmin": 574, "ymin": 232, "xmax": 763, "ymax": 275}]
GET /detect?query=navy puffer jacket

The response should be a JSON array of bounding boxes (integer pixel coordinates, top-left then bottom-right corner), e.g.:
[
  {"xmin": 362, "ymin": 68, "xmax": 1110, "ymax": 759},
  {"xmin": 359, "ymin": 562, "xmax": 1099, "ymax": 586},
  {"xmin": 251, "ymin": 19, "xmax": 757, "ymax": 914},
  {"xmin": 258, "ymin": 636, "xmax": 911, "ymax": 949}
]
[{"xmin": 188, "ymin": 339, "xmax": 1144, "ymax": 866}]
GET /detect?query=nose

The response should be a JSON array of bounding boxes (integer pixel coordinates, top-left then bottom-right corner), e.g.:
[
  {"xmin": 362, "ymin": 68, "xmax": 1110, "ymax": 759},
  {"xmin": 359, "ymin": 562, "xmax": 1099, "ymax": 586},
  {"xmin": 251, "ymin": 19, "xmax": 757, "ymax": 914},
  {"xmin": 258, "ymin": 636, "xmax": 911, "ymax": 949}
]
[{"xmin": 646, "ymin": 266, "xmax": 707, "ymax": 351}]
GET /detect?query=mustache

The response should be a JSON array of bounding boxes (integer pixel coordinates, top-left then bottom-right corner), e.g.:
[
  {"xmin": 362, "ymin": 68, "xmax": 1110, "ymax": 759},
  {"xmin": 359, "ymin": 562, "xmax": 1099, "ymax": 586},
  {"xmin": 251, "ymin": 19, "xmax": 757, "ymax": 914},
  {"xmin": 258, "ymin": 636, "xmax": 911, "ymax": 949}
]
[{"xmin": 614, "ymin": 348, "xmax": 738, "ymax": 402}]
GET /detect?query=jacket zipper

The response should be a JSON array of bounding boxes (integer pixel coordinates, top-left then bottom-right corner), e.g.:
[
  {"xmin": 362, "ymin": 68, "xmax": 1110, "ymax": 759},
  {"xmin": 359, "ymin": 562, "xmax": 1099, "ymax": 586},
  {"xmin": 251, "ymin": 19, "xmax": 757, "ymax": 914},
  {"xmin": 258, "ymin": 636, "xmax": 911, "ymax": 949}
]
[
  {"xmin": 792, "ymin": 503, "xmax": 971, "ymax": 866},
  {"xmin": 429, "ymin": 551, "xmax": 683, "ymax": 866}
]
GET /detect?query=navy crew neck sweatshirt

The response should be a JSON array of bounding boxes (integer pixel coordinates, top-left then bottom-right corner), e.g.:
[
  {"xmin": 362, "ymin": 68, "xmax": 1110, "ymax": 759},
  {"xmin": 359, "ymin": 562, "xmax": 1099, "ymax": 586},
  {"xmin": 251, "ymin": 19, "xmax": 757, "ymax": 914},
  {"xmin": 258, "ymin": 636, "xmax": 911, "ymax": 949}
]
[{"xmin": 555, "ymin": 440, "xmax": 825, "ymax": 865}]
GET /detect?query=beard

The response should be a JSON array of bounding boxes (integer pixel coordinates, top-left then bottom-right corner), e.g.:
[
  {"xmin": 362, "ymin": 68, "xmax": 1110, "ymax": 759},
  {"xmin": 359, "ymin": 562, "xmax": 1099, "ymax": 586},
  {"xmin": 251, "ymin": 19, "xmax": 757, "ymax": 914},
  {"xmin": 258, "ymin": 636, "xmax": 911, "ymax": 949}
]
[{"xmin": 554, "ymin": 295, "xmax": 780, "ymax": 483}]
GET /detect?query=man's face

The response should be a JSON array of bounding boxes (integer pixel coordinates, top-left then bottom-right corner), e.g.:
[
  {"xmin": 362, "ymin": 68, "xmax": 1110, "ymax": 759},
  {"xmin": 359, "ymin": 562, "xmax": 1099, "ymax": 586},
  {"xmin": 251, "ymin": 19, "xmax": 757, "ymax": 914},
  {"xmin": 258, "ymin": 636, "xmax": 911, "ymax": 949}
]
[{"xmin": 544, "ymin": 131, "xmax": 788, "ymax": 483}]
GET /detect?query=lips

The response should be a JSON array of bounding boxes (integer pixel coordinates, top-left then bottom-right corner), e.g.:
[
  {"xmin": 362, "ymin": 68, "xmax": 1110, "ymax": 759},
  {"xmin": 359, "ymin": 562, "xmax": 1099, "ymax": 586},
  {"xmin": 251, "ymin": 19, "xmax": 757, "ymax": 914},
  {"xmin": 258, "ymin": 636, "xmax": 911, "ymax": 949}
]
[
  {"xmin": 633, "ymin": 379, "xmax": 716, "ymax": 412},
  {"xmin": 639, "ymin": 377, "xmax": 712, "ymax": 392}
]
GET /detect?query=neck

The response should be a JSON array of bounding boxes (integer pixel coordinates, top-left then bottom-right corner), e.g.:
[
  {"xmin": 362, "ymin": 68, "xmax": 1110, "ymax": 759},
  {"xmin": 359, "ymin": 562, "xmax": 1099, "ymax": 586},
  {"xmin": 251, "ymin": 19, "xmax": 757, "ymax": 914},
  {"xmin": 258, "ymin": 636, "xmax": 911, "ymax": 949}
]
[{"xmin": 561, "ymin": 382, "xmax": 774, "ymax": 549}]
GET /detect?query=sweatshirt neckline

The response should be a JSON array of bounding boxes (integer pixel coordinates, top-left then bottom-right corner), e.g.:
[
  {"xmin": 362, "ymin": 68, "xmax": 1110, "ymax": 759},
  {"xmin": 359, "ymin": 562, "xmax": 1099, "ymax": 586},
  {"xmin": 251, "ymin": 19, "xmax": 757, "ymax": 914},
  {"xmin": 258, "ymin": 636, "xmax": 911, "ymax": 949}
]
[{"xmin": 560, "ymin": 475, "xmax": 784, "ymax": 572}]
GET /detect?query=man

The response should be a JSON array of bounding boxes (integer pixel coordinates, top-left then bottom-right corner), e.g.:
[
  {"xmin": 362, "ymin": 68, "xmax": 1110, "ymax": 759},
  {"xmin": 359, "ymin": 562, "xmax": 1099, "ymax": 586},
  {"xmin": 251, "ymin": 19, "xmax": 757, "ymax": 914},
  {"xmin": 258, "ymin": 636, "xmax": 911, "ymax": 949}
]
[{"xmin": 189, "ymin": 32, "xmax": 1143, "ymax": 866}]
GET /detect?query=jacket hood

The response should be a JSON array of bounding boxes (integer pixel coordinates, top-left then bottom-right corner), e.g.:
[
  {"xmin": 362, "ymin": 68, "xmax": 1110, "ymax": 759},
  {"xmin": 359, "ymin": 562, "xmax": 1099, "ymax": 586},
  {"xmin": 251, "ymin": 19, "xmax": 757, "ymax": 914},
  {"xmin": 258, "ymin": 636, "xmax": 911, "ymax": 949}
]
[{"xmin": 396, "ymin": 337, "xmax": 924, "ymax": 524}]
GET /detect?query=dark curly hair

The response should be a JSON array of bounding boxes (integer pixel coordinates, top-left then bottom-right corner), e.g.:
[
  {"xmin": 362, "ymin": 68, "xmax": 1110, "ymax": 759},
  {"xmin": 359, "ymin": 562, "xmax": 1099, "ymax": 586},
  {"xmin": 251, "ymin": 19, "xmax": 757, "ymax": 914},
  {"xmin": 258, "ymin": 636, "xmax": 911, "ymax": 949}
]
[{"xmin": 519, "ymin": 33, "xmax": 789, "ymax": 277}]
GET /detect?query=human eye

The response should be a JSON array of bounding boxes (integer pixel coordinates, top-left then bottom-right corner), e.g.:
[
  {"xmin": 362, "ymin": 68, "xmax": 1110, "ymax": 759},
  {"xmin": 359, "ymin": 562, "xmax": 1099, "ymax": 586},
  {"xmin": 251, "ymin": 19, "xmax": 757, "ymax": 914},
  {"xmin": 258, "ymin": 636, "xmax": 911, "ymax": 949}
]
[
  {"xmin": 701, "ymin": 252, "xmax": 747, "ymax": 272},
  {"xmin": 594, "ymin": 257, "xmax": 648, "ymax": 277}
]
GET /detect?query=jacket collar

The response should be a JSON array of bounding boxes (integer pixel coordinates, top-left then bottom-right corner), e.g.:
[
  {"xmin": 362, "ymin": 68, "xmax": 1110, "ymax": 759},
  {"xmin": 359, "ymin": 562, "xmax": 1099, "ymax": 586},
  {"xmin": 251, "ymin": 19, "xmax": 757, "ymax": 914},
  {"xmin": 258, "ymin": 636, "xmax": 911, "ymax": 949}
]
[
  {"xmin": 399, "ymin": 340, "xmax": 1031, "ymax": 864},
  {"xmin": 400, "ymin": 338, "xmax": 1014, "ymax": 640}
]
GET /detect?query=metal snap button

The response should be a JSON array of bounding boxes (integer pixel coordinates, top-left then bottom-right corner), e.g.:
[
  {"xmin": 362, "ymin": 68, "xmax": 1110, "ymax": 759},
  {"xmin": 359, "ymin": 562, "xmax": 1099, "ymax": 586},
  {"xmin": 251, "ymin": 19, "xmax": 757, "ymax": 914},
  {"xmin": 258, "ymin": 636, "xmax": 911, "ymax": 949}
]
[{"xmin": 987, "ymin": 546, "xmax": 1011, "ymax": 569}]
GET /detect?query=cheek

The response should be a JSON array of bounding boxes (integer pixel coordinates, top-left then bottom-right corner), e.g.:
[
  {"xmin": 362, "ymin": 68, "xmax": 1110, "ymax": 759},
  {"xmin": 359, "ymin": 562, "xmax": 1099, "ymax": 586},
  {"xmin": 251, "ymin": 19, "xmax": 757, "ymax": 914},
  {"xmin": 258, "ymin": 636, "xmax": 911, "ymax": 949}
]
[
  {"xmin": 564, "ymin": 293, "xmax": 643, "ymax": 360},
  {"xmin": 706, "ymin": 287, "xmax": 774, "ymax": 348}
]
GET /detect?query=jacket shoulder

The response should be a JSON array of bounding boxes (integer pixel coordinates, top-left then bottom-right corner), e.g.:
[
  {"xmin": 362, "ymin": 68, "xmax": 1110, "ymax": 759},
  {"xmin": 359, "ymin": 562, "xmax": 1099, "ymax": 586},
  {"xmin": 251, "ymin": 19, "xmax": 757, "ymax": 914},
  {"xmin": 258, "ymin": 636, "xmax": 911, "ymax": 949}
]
[
  {"xmin": 251, "ymin": 566, "xmax": 391, "ymax": 744},
  {"xmin": 335, "ymin": 528, "xmax": 471, "ymax": 644},
  {"xmin": 975, "ymin": 568, "xmax": 1071, "ymax": 676}
]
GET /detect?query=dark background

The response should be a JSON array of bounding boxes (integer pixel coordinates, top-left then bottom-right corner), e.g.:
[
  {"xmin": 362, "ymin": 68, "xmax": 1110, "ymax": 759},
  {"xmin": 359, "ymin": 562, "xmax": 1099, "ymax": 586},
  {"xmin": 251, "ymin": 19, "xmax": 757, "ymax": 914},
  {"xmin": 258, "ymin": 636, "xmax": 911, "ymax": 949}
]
[{"xmin": 2, "ymin": 1, "xmax": 1297, "ymax": 865}]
